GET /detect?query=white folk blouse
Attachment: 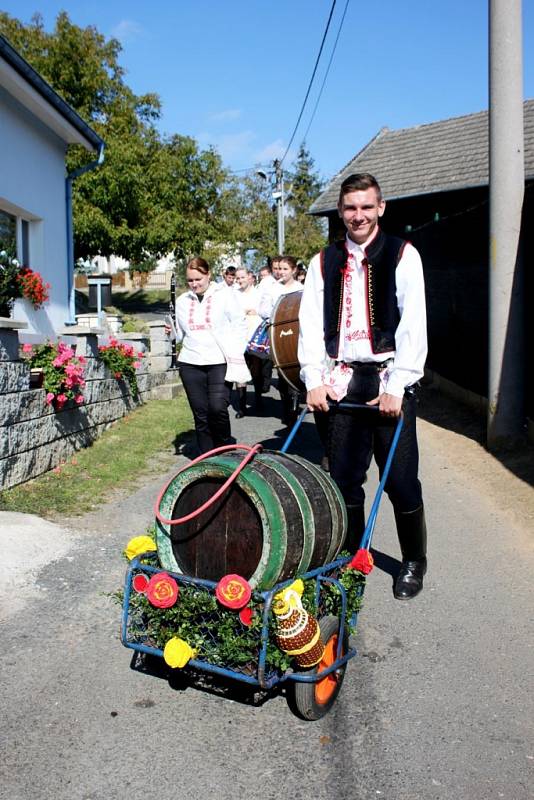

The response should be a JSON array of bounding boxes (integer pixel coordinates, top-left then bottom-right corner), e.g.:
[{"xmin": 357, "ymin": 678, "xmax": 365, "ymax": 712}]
[{"xmin": 175, "ymin": 282, "xmax": 248, "ymax": 366}]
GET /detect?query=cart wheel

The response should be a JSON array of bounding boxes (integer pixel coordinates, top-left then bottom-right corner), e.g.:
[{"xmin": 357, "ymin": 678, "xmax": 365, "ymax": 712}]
[{"xmin": 291, "ymin": 615, "xmax": 349, "ymax": 721}]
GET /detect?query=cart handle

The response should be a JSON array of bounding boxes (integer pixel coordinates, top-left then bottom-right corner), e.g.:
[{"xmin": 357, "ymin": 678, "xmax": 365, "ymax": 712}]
[
  {"xmin": 280, "ymin": 403, "xmax": 404, "ymax": 553},
  {"xmin": 280, "ymin": 401, "xmax": 394, "ymax": 454}
]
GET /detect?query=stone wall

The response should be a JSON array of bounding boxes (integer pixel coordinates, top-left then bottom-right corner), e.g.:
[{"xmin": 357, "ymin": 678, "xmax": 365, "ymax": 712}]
[{"xmin": 0, "ymin": 319, "xmax": 181, "ymax": 490}]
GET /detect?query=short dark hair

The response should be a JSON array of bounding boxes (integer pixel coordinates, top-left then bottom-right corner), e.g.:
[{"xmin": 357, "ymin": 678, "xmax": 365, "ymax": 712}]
[
  {"xmin": 339, "ymin": 173, "xmax": 382, "ymax": 203},
  {"xmin": 224, "ymin": 265, "xmax": 237, "ymax": 275}
]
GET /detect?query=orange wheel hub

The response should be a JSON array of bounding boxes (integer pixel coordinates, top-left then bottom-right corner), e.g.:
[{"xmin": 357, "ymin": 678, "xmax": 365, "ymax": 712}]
[{"xmin": 314, "ymin": 634, "xmax": 340, "ymax": 705}]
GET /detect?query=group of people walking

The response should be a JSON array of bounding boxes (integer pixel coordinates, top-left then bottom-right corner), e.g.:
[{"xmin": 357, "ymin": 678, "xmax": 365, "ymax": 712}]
[
  {"xmin": 170, "ymin": 172, "xmax": 429, "ymax": 602},
  {"xmin": 172, "ymin": 254, "xmax": 304, "ymax": 453}
]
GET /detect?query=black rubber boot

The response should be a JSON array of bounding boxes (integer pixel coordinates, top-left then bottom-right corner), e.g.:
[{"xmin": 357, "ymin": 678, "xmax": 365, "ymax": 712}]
[
  {"xmin": 393, "ymin": 505, "xmax": 427, "ymax": 600},
  {"xmin": 344, "ymin": 505, "xmax": 366, "ymax": 554},
  {"xmin": 235, "ymin": 387, "xmax": 247, "ymax": 419}
]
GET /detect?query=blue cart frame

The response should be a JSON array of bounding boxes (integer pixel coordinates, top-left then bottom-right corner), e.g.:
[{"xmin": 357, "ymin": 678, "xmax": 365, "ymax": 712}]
[{"xmin": 120, "ymin": 407, "xmax": 403, "ymax": 705}]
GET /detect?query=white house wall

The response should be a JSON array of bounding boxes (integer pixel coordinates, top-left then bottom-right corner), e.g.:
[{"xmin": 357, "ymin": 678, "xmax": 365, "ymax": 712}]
[{"xmin": 0, "ymin": 85, "xmax": 69, "ymax": 335}]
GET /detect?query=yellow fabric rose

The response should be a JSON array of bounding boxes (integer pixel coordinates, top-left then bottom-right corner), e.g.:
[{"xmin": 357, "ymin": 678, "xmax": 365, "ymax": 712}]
[
  {"xmin": 124, "ymin": 535, "xmax": 157, "ymax": 561},
  {"xmin": 273, "ymin": 579, "xmax": 305, "ymax": 615},
  {"xmin": 163, "ymin": 637, "xmax": 197, "ymax": 669}
]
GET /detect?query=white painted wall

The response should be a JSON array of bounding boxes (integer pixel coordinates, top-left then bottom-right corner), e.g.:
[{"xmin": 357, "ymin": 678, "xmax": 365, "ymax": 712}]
[{"xmin": 0, "ymin": 86, "xmax": 69, "ymax": 335}]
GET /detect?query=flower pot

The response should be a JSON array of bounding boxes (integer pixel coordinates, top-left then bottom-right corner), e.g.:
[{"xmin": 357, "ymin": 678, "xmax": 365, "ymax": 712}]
[{"xmin": 30, "ymin": 368, "xmax": 44, "ymax": 388}]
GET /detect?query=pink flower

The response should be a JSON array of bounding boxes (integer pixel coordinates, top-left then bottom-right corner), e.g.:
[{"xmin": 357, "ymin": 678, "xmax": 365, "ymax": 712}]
[
  {"xmin": 45, "ymin": 392, "xmax": 55, "ymax": 404},
  {"xmin": 77, "ymin": 356, "xmax": 87, "ymax": 364},
  {"xmin": 133, "ymin": 361, "xmax": 141, "ymax": 369},
  {"xmin": 57, "ymin": 344, "xmax": 74, "ymax": 359},
  {"xmin": 114, "ymin": 371, "xmax": 122, "ymax": 379},
  {"xmin": 75, "ymin": 394, "xmax": 84, "ymax": 405},
  {"xmin": 22, "ymin": 343, "xmax": 33, "ymax": 353}
]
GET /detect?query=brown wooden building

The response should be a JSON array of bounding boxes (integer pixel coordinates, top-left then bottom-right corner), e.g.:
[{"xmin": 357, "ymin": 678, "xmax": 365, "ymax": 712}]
[{"xmin": 310, "ymin": 100, "xmax": 534, "ymax": 426}]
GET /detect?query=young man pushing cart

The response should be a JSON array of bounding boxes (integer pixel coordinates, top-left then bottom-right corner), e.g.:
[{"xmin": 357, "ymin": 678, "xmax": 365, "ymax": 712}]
[{"xmin": 298, "ymin": 173, "xmax": 428, "ymax": 600}]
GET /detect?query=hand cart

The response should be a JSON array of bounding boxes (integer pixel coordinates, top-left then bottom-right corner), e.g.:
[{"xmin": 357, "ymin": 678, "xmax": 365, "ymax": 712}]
[{"xmin": 120, "ymin": 404, "xmax": 403, "ymax": 720}]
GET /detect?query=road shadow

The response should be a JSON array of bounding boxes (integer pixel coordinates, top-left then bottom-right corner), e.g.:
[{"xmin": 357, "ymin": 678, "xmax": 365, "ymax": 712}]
[
  {"xmin": 371, "ymin": 548, "xmax": 401, "ymax": 582},
  {"xmin": 260, "ymin": 417, "xmax": 325, "ymax": 465},
  {"xmin": 129, "ymin": 651, "xmax": 282, "ymax": 708},
  {"xmin": 417, "ymin": 381, "xmax": 534, "ymax": 488}
]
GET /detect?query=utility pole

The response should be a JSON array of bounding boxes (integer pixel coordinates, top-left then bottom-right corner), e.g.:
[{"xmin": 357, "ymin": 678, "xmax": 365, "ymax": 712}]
[
  {"xmin": 273, "ymin": 159, "xmax": 285, "ymax": 254},
  {"xmin": 488, "ymin": 0, "xmax": 525, "ymax": 449}
]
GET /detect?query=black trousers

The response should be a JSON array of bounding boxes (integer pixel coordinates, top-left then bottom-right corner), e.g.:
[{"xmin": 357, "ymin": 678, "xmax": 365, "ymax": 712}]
[
  {"xmin": 178, "ymin": 362, "xmax": 232, "ymax": 454},
  {"xmin": 245, "ymin": 353, "xmax": 267, "ymax": 396},
  {"xmin": 329, "ymin": 367, "xmax": 423, "ymax": 512},
  {"xmin": 277, "ymin": 369, "xmax": 299, "ymax": 425}
]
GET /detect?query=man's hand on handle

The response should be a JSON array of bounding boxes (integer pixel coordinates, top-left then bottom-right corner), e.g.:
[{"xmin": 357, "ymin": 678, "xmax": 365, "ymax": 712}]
[
  {"xmin": 306, "ymin": 385, "xmax": 339, "ymax": 413},
  {"xmin": 367, "ymin": 392, "xmax": 402, "ymax": 417}
]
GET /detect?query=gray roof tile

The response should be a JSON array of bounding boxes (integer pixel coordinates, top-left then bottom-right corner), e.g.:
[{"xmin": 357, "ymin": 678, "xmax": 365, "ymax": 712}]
[{"xmin": 311, "ymin": 99, "xmax": 534, "ymax": 214}]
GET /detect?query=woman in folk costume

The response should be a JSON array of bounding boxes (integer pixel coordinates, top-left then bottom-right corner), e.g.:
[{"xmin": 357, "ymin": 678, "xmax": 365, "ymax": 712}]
[
  {"xmin": 259, "ymin": 255, "xmax": 303, "ymax": 428},
  {"xmin": 174, "ymin": 257, "xmax": 249, "ymax": 454}
]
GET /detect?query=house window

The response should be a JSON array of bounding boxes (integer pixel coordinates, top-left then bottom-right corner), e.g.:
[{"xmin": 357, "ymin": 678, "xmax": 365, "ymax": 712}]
[
  {"xmin": 21, "ymin": 219, "xmax": 30, "ymax": 265},
  {"xmin": 0, "ymin": 209, "xmax": 17, "ymax": 258},
  {"xmin": 0, "ymin": 207, "xmax": 31, "ymax": 264}
]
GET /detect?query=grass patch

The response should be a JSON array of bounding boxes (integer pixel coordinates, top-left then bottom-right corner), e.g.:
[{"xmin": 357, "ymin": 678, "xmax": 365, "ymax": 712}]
[
  {"xmin": 0, "ymin": 397, "xmax": 193, "ymax": 519},
  {"xmin": 110, "ymin": 289, "xmax": 178, "ymax": 313}
]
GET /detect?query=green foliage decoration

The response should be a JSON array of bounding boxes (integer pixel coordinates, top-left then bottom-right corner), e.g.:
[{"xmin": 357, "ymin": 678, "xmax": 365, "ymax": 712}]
[{"xmin": 118, "ymin": 543, "xmax": 367, "ymax": 676}]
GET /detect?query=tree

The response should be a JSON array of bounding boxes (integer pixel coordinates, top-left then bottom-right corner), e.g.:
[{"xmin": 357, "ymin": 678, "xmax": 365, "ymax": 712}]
[
  {"xmin": 0, "ymin": 12, "xmax": 234, "ymax": 264},
  {"xmin": 284, "ymin": 142, "xmax": 327, "ymax": 262}
]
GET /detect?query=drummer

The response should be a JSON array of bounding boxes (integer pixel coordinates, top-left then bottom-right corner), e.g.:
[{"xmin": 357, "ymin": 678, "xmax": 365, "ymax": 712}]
[
  {"xmin": 298, "ymin": 172, "xmax": 428, "ymax": 600},
  {"xmin": 259, "ymin": 255, "xmax": 303, "ymax": 428}
]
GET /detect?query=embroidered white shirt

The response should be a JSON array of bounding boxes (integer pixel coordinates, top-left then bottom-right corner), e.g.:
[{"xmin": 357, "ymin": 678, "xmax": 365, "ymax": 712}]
[
  {"xmin": 175, "ymin": 282, "xmax": 247, "ymax": 365},
  {"xmin": 258, "ymin": 279, "xmax": 303, "ymax": 320},
  {"xmin": 298, "ymin": 231, "xmax": 427, "ymax": 398}
]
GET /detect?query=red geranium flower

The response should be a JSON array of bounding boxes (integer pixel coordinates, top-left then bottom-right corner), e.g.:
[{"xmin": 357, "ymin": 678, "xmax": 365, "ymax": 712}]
[
  {"xmin": 349, "ymin": 548, "xmax": 374, "ymax": 574},
  {"xmin": 146, "ymin": 572, "xmax": 179, "ymax": 608}
]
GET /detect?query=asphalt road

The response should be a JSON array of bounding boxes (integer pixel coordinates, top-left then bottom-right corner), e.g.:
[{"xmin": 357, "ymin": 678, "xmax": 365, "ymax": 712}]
[{"xmin": 1, "ymin": 384, "xmax": 533, "ymax": 800}]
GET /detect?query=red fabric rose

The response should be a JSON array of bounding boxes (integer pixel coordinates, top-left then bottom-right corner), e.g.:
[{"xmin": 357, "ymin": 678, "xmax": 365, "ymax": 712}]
[
  {"xmin": 215, "ymin": 574, "xmax": 251, "ymax": 610},
  {"xmin": 132, "ymin": 573, "xmax": 149, "ymax": 593},
  {"xmin": 349, "ymin": 548, "xmax": 374, "ymax": 574},
  {"xmin": 146, "ymin": 572, "xmax": 179, "ymax": 608},
  {"xmin": 239, "ymin": 606, "xmax": 254, "ymax": 626}
]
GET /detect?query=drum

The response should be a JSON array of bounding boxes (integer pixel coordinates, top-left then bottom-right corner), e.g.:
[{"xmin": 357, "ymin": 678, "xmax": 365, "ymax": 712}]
[{"xmin": 269, "ymin": 290, "xmax": 305, "ymax": 393}]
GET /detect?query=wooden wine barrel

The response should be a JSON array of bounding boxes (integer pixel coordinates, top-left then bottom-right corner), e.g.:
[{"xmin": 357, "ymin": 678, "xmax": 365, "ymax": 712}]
[
  {"xmin": 156, "ymin": 451, "xmax": 347, "ymax": 589},
  {"xmin": 269, "ymin": 290, "xmax": 305, "ymax": 393}
]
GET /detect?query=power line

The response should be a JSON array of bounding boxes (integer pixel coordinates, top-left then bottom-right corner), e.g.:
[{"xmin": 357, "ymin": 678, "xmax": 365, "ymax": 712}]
[
  {"xmin": 301, "ymin": 0, "xmax": 350, "ymax": 143},
  {"xmin": 280, "ymin": 0, "xmax": 338, "ymax": 166}
]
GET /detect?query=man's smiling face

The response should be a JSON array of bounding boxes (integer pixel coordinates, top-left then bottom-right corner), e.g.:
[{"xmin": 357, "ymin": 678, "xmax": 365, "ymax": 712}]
[{"xmin": 338, "ymin": 187, "xmax": 386, "ymax": 245}]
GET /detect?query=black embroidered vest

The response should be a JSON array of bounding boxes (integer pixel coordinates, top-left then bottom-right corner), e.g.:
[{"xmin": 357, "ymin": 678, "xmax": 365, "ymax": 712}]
[{"xmin": 321, "ymin": 229, "xmax": 406, "ymax": 358}]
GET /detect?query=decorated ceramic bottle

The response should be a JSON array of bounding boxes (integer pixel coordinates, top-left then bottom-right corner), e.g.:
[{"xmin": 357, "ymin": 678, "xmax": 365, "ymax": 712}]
[{"xmin": 273, "ymin": 581, "xmax": 324, "ymax": 667}]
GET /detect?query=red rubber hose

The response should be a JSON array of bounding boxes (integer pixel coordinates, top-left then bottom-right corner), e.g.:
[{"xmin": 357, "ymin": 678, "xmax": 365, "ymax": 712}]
[{"xmin": 153, "ymin": 443, "xmax": 263, "ymax": 526}]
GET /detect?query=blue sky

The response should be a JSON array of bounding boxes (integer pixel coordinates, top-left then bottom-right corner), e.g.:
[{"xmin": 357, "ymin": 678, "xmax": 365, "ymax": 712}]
[{"xmin": 3, "ymin": 1, "xmax": 533, "ymax": 182}]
